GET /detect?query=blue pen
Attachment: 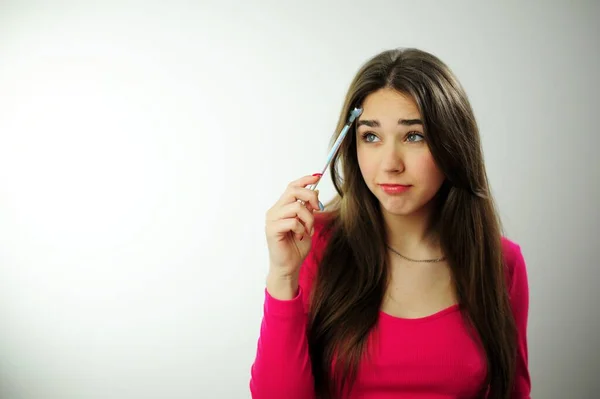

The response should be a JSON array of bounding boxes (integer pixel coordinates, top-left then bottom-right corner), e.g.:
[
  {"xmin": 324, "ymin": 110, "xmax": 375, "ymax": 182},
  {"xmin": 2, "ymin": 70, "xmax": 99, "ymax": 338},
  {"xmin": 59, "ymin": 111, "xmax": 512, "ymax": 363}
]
[{"xmin": 308, "ymin": 107, "xmax": 363, "ymax": 210}]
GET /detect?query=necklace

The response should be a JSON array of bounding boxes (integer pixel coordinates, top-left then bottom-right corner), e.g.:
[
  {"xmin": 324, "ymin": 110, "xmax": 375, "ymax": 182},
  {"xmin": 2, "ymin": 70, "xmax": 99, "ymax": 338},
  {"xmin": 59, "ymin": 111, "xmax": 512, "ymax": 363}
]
[{"xmin": 386, "ymin": 245, "xmax": 446, "ymax": 263}]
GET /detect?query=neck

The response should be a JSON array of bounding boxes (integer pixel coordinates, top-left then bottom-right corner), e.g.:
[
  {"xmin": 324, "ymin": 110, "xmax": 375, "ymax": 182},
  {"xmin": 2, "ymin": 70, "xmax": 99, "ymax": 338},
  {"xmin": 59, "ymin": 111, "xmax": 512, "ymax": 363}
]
[{"xmin": 381, "ymin": 203, "xmax": 442, "ymax": 259}]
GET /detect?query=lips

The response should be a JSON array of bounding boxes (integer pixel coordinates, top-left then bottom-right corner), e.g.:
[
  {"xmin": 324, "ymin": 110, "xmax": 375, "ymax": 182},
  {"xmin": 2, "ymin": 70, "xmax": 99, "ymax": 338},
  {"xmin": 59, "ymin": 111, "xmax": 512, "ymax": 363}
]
[{"xmin": 379, "ymin": 184, "xmax": 411, "ymax": 194}]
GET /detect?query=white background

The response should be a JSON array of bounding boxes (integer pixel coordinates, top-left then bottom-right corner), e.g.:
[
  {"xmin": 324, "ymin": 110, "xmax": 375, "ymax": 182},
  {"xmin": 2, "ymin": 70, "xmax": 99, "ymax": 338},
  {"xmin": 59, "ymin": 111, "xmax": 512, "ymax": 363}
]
[{"xmin": 0, "ymin": 1, "xmax": 598, "ymax": 398}]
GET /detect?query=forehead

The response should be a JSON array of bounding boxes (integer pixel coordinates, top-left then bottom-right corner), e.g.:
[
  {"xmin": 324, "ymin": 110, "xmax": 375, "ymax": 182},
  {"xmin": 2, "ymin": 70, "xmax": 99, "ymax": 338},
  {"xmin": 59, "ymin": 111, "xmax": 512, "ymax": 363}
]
[{"xmin": 360, "ymin": 88, "xmax": 421, "ymax": 119}]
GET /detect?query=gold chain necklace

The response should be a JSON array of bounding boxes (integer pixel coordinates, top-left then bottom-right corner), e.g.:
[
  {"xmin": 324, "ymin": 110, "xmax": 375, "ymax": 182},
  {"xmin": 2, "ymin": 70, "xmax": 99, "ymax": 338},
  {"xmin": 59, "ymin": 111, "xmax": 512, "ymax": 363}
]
[{"xmin": 386, "ymin": 245, "xmax": 446, "ymax": 263}]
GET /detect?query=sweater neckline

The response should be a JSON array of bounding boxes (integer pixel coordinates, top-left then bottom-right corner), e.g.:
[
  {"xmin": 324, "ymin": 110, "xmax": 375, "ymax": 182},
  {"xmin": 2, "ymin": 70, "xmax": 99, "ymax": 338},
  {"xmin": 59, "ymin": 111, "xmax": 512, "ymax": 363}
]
[{"xmin": 378, "ymin": 303, "xmax": 460, "ymax": 323}]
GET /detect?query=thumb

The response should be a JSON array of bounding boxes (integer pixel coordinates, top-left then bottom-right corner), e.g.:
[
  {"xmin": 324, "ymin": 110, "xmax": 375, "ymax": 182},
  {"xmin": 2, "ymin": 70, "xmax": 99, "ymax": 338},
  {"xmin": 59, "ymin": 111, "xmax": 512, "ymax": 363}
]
[{"xmin": 314, "ymin": 190, "xmax": 324, "ymax": 211}]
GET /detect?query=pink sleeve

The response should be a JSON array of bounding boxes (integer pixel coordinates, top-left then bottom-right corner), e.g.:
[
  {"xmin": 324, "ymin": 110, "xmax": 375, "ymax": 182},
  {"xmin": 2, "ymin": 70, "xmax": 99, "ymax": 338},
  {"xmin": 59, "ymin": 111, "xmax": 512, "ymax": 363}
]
[
  {"xmin": 249, "ymin": 287, "xmax": 316, "ymax": 399},
  {"xmin": 249, "ymin": 227, "xmax": 326, "ymax": 399},
  {"xmin": 506, "ymin": 242, "xmax": 532, "ymax": 398}
]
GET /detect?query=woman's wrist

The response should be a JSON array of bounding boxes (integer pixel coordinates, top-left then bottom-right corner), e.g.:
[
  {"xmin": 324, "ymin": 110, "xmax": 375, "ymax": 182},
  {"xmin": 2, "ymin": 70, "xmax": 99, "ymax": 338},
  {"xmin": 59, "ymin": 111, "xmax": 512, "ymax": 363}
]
[{"xmin": 266, "ymin": 272, "xmax": 299, "ymax": 300}]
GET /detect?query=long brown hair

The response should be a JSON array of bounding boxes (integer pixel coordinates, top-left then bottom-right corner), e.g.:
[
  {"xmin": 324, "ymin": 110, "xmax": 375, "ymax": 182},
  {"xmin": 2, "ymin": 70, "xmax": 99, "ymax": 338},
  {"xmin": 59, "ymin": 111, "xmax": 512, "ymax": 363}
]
[{"xmin": 306, "ymin": 48, "xmax": 517, "ymax": 399}]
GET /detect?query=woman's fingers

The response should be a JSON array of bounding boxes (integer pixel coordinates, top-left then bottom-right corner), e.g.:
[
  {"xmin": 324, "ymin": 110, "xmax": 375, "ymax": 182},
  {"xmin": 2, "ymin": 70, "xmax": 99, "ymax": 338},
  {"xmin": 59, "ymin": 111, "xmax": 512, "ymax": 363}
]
[
  {"xmin": 281, "ymin": 187, "xmax": 321, "ymax": 211},
  {"xmin": 272, "ymin": 201, "xmax": 314, "ymax": 235},
  {"xmin": 265, "ymin": 173, "xmax": 324, "ymax": 242},
  {"xmin": 275, "ymin": 174, "xmax": 322, "ymax": 209},
  {"xmin": 287, "ymin": 173, "xmax": 322, "ymax": 189},
  {"xmin": 265, "ymin": 216, "xmax": 307, "ymax": 242}
]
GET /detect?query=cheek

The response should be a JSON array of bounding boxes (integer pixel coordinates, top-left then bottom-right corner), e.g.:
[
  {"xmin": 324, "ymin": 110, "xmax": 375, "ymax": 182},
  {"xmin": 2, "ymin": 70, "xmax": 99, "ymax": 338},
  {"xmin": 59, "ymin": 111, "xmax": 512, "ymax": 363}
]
[
  {"xmin": 412, "ymin": 152, "xmax": 444, "ymax": 186},
  {"xmin": 357, "ymin": 148, "xmax": 378, "ymax": 178}
]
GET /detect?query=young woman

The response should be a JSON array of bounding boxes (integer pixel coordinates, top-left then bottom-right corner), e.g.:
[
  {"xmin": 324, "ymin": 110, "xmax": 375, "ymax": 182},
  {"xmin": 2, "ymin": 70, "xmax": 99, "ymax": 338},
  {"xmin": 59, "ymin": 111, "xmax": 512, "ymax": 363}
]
[{"xmin": 250, "ymin": 48, "xmax": 530, "ymax": 399}]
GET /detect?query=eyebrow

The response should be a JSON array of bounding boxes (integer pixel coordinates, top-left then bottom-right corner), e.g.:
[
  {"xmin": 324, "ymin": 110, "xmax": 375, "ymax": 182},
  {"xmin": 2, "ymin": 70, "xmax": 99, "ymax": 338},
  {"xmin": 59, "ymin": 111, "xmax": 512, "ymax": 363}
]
[{"xmin": 357, "ymin": 118, "xmax": 423, "ymax": 127}]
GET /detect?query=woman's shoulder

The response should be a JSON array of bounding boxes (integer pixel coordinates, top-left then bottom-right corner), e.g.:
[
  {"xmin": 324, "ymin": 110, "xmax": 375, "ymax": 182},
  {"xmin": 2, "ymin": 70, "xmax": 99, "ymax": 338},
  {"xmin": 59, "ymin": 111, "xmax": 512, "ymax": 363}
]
[
  {"xmin": 312, "ymin": 210, "xmax": 336, "ymax": 243},
  {"xmin": 500, "ymin": 236, "xmax": 529, "ymax": 298},
  {"xmin": 297, "ymin": 211, "xmax": 336, "ymax": 304},
  {"xmin": 305, "ymin": 211, "xmax": 336, "ymax": 265},
  {"xmin": 500, "ymin": 236, "xmax": 526, "ymax": 268}
]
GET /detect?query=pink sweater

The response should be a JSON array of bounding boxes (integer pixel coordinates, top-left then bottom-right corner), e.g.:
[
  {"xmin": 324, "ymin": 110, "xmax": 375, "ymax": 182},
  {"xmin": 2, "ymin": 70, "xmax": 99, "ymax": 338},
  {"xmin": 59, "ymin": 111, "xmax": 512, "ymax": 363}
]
[{"xmin": 250, "ymin": 217, "xmax": 531, "ymax": 398}]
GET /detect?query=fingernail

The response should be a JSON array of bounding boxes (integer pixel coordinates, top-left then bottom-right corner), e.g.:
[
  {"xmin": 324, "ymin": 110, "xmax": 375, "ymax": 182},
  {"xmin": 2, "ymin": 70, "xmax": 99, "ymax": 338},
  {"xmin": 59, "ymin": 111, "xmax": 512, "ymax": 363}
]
[
  {"xmin": 318, "ymin": 201, "xmax": 324, "ymax": 211},
  {"xmin": 312, "ymin": 173, "xmax": 322, "ymax": 177}
]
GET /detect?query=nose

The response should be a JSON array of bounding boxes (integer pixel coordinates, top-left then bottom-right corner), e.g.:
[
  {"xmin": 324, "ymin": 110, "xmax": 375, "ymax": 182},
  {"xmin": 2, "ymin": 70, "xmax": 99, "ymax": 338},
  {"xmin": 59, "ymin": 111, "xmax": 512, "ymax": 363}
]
[{"xmin": 381, "ymin": 142, "xmax": 405, "ymax": 174}]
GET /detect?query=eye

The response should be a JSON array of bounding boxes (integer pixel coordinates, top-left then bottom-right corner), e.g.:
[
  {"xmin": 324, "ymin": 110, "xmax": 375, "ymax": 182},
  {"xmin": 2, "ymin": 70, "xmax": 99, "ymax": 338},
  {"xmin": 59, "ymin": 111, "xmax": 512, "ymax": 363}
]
[
  {"xmin": 406, "ymin": 132, "xmax": 425, "ymax": 142},
  {"xmin": 361, "ymin": 132, "xmax": 380, "ymax": 143}
]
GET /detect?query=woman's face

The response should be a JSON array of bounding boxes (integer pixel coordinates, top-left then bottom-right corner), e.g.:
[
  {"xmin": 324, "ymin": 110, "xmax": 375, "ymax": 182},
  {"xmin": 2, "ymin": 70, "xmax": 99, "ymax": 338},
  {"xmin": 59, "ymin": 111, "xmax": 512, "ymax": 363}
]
[{"xmin": 356, "ymin": 88, "xmax": 445, "ymax": 217}]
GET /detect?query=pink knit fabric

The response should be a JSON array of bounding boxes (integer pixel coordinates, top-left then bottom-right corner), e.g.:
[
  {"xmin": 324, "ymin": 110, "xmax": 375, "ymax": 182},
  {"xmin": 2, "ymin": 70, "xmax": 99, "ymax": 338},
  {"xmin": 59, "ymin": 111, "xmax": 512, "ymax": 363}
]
[{"xmin": 250, "ymin": 217, "xmax": 530, "ymax": 398}]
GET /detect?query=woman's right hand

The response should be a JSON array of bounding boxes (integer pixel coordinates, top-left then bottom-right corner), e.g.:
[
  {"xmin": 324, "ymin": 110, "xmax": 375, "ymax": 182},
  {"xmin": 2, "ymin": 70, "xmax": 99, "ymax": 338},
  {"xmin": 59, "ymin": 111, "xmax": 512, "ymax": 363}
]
[{"xmin": 265, "ymin": 173, "xmax": 322, "ymax": 281}]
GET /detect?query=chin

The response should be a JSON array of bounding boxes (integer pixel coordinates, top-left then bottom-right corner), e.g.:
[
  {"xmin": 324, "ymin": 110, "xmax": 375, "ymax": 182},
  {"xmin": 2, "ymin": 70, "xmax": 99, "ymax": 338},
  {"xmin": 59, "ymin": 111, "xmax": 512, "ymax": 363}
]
[
  {"xmin": 381, "ymin": 205, "xmax": 419, "ymax": 217},
  {"xmin": 377, "ymin": 198, "xmax": 417, "ymax": 216},
  {"xmin": 376, "ymin": 194, "xmax": 435, "ymax": 218}
]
